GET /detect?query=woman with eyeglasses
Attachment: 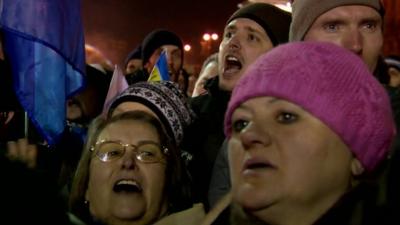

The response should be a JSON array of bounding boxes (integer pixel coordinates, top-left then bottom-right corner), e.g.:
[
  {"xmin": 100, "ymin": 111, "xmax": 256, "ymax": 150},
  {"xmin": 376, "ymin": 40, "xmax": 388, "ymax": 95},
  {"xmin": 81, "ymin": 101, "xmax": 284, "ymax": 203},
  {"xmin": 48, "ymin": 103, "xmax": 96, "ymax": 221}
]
[
  {"xmin": 69, "ymin": 81, "xmax": 202, "ymax": 225},
  {"xmin": 69, "ymin": 110, "xmax": 203, "ymax": 225}
]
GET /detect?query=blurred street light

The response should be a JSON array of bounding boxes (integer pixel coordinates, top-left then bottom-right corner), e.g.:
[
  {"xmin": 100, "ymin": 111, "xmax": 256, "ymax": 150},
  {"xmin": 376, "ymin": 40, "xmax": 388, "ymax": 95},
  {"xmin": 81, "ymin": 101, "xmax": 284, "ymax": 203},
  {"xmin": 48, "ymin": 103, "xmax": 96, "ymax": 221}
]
[
  {"xmin": 203, "ymin": 33, "xmax": 211, "ymax": 41},
  {"xmin": 211, "ymin": 33, "xmax": 219, "ymax": 41},
  {"xmin": 184, "ymin": 44, "xmax": 191, "ymax": 52},
  {"xmin": 201, "ymin": 32, "xmax": 219, "ymax": 57}
]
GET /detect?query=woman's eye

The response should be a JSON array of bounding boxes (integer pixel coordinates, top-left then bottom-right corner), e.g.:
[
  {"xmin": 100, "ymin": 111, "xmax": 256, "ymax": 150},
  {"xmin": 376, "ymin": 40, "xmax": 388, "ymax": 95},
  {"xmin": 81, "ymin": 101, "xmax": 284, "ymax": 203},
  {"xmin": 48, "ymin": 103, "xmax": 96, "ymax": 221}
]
[
  {"xmin": 111, "ymin": 148, "xmax": 124, "ymax": 155},
  {"xmin": 140, "ymin": 151, "xmax": 154, "ymax": 157},
  {"xmin": 277, "ymin": 112, "xmax": 298, "ymax": 124},
  {"xmin": 232, "ymin": 119, "xmax": 250, "ymax": 133}
]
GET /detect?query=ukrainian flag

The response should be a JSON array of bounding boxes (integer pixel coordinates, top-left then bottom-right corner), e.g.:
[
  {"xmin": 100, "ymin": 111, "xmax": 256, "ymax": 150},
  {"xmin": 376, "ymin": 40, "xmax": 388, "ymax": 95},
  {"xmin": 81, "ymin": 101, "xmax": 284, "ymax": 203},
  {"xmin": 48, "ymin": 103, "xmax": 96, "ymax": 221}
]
[{"xmin": 148, "ymin": 51, "xmax": 170, "ymax": 81}]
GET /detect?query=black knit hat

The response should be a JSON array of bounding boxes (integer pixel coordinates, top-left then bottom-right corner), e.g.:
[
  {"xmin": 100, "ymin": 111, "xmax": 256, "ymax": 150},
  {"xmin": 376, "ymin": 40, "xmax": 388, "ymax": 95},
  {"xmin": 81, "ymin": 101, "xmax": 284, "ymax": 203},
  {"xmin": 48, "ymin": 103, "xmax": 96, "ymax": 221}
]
[
  {"xmin": 227, "ymin": 3, "xmax": 291, "ymax": 46},
  {"xmin": 124, "ymin": 44, "xmax": 142, "ymax": 68},
  {"xmin": 141, "ymin": 29, "xmax": 183, "ymax": 66}
]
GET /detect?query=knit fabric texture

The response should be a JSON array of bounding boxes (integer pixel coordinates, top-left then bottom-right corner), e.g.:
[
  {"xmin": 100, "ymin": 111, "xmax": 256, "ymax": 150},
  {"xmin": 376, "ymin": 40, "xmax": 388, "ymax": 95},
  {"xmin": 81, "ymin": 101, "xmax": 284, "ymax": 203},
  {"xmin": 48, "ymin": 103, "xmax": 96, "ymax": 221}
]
[
  {"xmin": 108, "ymin": 81, "xmax": 194, "ymax": 145},
  {"xmin": 227, "ymin": 2, "xmax": 291, "ymax": 46},
  {"xmin": 141, "ymin": 29, "xmax": 183, "ymax": 66},
  {"xmin": 289, "ymin": 0, "xmax": 384, "ymax": 41},
  {"xmin": 224, "ymin": 41, "xmax": 395, "ymax": 172}
]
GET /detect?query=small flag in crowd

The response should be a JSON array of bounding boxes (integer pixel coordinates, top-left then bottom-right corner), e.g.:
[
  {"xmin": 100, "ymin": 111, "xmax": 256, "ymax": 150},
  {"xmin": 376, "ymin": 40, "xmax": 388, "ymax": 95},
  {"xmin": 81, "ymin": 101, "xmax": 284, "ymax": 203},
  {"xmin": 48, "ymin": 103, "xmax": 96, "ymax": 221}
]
[
  {"xmin": 102, "ymin": 65, "xmax": 129, "ymax": 117},
  {"xmin": 0, "ymin": 0, "xmax": 86, "ymax": 146},
  {"xmin": 148, "ymin": 51, "xmax": 170, "ymax": 82}
]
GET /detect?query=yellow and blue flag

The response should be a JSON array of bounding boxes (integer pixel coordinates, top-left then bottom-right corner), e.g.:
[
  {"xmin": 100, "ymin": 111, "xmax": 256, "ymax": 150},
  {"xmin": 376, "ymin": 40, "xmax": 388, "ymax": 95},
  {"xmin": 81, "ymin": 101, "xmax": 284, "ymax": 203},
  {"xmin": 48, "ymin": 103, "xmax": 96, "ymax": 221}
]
[
  {"xmin": 148, "ymin": 51, "xmax": 170, "ymax": 81},
  {"xmin": 0, "ymin": 0, "xmax": 86, "ymax": 146}
]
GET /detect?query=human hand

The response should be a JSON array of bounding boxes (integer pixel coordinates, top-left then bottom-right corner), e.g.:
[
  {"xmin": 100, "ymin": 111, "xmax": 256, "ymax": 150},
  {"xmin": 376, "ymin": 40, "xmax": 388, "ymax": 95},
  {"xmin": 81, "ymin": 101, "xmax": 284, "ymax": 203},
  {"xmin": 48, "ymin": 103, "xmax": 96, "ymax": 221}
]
[{"xmin": 7, "ymin": 138, "xmax": 38, "ymax": 169}]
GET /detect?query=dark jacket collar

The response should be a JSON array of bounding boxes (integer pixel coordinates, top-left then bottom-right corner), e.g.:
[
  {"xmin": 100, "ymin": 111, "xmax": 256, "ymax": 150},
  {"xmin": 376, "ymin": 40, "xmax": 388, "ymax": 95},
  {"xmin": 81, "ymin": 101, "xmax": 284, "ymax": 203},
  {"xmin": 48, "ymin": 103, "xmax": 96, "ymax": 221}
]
[
  {"xmin": 204, "ymin": 76, "xmax": 231, "ymax": 102},
  {"xmin": 314, "ymin": 183, "xmax": 384, "ymax": 225}
]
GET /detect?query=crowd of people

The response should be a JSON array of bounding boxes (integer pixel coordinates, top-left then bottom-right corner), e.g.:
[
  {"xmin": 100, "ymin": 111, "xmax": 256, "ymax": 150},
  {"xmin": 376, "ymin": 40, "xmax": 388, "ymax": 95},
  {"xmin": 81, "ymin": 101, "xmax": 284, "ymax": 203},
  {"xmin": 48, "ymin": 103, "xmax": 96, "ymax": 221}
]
[{"xmin": 1, "ymin": 0, "xmax": 400, "ymax": 225}]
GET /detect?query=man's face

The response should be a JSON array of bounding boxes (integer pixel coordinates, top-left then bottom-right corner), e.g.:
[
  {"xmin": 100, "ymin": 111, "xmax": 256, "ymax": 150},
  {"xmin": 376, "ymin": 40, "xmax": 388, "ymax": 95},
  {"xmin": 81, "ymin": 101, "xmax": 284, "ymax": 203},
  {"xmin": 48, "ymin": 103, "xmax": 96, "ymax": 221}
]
[
  {"xmin": 218, "ymin": 18, "xmax": 274, "ymax": 91},
  {"xmin": 304, "ymin": 5, "xmax": 383, "ymax": 72},
  {"xmin": 146, "ymin": 45, "xmax": 182, "ymax": 78},
  {"xmin": 192, "ymin": 60, "xmax": 218, "ymax": 97},
  {"xmin": 388, "ymin": 66, "xmax": 400, "ymax": 88},
  {"xmin": 125, "ymin": 59, "xmax": 143, "ymax": 74}
]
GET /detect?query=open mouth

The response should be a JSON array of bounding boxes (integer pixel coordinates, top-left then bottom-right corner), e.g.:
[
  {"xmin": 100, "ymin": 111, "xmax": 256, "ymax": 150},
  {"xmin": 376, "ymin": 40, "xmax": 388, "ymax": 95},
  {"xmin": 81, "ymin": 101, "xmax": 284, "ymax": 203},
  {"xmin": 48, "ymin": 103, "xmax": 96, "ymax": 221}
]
[
  {"xmin": 246, "ymin": 162, "xmax": 272, "ymax": 170},
  {"xmin": 113, "ymin": 180, "xmax": 142, "ymax": 193},
  {"xmin": 224, "ymin": 55, "xmax": 242, "ymax": 74},
  {"xmin": 243, "ymin": 158, "xmax": 275, "ymax": 172}
]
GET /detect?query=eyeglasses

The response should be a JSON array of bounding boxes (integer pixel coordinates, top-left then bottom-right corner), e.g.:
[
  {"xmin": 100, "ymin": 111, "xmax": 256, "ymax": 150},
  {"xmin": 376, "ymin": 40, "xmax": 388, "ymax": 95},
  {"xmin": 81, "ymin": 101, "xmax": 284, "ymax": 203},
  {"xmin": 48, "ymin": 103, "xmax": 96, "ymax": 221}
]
[{"xmin": 90, "ymin": 140, "xmax": 168, "ymax": 163}]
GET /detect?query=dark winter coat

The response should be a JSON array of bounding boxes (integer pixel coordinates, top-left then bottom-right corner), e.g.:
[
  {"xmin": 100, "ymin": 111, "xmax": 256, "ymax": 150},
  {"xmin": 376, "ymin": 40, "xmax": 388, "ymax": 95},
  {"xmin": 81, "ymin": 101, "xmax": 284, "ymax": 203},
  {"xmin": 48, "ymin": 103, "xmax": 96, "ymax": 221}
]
[{"xmin": 183, "ymin": 76, "xmax": 230, "ymax": 209}]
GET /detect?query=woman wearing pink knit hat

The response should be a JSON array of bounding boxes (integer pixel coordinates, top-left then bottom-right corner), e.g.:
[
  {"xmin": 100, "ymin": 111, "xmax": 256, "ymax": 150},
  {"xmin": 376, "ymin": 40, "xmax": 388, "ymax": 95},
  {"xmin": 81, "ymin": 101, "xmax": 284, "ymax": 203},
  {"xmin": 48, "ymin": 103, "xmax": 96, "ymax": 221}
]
[{"xmin": 224, "ymin": 41, "xmax": 395, "ymax": 225}]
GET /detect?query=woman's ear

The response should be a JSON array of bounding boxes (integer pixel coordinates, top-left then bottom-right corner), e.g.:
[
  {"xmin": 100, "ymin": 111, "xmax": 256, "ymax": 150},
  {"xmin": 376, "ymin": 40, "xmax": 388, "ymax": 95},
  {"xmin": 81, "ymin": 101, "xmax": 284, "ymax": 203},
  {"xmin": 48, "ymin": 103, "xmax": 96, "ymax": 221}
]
[{"xmin": 351, "ymin": 158, "xmax": 364, "ymax": 176}]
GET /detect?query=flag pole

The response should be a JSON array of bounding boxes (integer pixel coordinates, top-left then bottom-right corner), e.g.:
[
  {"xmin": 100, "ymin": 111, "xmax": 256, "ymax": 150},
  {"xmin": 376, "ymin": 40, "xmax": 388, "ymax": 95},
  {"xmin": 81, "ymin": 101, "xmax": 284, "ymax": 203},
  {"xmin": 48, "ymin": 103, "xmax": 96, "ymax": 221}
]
[{"xmin": 24, "ymin": 111, "xmax": 29, "ymax": 138}]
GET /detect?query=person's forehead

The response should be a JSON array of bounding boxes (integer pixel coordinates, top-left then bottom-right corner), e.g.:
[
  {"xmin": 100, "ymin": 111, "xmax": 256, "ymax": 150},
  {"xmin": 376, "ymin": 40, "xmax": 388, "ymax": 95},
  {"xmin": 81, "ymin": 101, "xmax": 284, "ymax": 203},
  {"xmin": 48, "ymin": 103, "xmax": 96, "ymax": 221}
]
[
  {"xmin": 127, "ymin": 58, "xmax": 142, "ymax": 64},
  {"xmin": 98, "ymin": 119, "xmax": 155, "ymax": 140},
  {"xmin": 318, "ymin": 4, "xmax": 381, "ymax": 19},
  {"xmin": 112, "ymin": 102, "xmax": 157, "ymax": 118},
  {"xmin": 160, "ymin": 45, "xmax": 180, "ymax": 52},
  {"xmin": 225, "ymin": 18, "xmax": 266, "ymax": 34}
]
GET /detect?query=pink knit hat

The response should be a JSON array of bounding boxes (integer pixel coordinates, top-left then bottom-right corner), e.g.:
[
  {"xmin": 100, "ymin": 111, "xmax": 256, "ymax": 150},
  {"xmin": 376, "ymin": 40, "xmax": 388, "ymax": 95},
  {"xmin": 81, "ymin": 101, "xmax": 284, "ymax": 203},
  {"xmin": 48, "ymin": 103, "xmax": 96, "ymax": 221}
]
[{"xmin": 224, "ymin": 42, "xmax": 395, "ymax": 172}]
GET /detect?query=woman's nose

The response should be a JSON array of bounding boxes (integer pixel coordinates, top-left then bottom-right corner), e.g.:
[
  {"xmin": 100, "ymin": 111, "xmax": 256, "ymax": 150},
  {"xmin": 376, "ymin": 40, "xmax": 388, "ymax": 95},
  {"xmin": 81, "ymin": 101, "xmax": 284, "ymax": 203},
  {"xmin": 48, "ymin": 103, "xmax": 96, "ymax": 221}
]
[
  {"xmin": 239, "ymin": 122, "xmax": 271, "ymax": 150},
  {"xmin": 120, "ymin": 147, "xmax": 137, "ymax": 169}
]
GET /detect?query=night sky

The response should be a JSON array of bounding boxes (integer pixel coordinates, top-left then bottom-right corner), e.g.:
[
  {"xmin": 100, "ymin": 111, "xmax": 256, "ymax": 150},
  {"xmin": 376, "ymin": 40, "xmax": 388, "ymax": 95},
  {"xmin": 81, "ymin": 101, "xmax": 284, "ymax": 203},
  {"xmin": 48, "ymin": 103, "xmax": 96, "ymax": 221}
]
[{"xmin": 82, "ymin": 0, "xmax": 242, "ymax": 67}]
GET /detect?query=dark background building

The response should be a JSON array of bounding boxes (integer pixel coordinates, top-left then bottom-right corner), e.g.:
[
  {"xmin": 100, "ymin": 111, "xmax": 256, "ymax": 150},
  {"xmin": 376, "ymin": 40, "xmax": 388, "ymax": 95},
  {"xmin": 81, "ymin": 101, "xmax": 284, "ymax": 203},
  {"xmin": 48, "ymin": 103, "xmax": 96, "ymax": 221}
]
[
  {"xmin": 82, "ymin": 0, "xmax": 241, "ymax": 72},
  {"xmin": 82, "ymin": 0, "xmax": 400, "ymax": 74}
]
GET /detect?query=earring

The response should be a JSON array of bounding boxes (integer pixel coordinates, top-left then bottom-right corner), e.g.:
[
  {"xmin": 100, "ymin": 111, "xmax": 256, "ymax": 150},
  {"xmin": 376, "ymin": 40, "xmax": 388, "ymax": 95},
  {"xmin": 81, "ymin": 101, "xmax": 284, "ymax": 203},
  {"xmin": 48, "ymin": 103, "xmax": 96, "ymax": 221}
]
[{"xmin": 84, "ymin": 200, "xmax": 89, "ymax": 205}]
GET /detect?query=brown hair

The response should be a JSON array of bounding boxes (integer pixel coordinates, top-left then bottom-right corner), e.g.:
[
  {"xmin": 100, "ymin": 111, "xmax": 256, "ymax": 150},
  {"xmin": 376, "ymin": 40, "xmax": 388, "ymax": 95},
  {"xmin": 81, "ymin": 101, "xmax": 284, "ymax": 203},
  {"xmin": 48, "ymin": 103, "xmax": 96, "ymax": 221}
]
[{"xmin": 69, "ymin": 110, "xmax": 192, "ymax": 223}]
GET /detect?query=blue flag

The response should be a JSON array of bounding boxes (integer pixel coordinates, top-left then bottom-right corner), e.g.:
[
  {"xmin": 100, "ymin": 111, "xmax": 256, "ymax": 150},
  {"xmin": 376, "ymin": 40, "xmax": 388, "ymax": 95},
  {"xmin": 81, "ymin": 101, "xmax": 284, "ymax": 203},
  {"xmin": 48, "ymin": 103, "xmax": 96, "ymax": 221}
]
[
  {"xmin": 0, "ymin": 0, "xmax": 86, "ymax": 146},
  {"xmin": 148, "ymin": 51, "xmax": 170, "ymax": 81}
]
